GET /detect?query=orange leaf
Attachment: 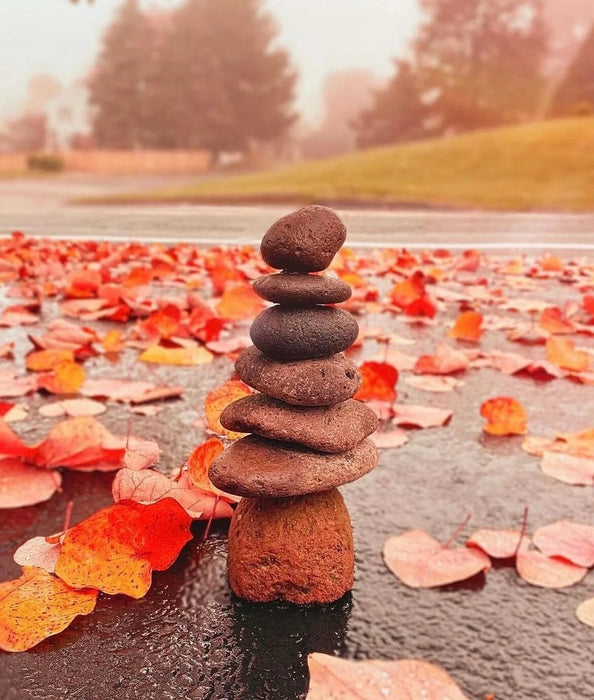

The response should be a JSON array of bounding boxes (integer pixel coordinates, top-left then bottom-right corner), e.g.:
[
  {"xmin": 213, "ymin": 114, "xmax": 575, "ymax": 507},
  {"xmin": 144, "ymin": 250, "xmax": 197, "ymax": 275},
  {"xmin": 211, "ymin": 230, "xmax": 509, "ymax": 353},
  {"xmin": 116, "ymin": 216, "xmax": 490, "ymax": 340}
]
[
  {"xmin": 55, "ymin": 499, "xmax": 193, "ymax": 598},
  {"xmin": 0, "ymin": 567, "xmax": 97, "ymax": 652},
  {"xmin": 38, "ymin": 360, "xmax": 86, "ymax": 394},
  {"xmin": 139, "ymin": 344, "xmax": 213, "ymax": 366},
  {"xmin": 538, "ymin": 307, "xmax": 574, "ymax": 335},
  {"xmin": 480, "ymin": 396, "xmax": 527, "ymax": 436},
  {"xmin": 545, "ymin": 337, "xmax": 589, "ymax": 372},
  {"xmin": 447, "ymin": 310, "xmax": 483, "ymax": 341},
  {"xmin": 35, "ymin": 415, "xmax": 119, "ymax": 468},
  {"xmin": 415, "ymin": 343, "xmax": 469, "ymax": 375},
  {"xmin": 188, "ymin": 438, "xmax": 226, "ymax": 495},
  {"xmin": 215, "ymin": 283, "xmax": 265, "ymax": 321},
  {"xmin": 383, "ymin": 529, "xmax": 491, "ymax": 588},
  {"xmin": 101, "ymin": 329, "xmax": 124, "ymax": 352},
  {"xmin": 205, "ymin": 380, "xmax": 252, "ymax": 439},
  {"xmin": 306, "ymin": 653, "xmax": 468, "ymax": 699},
  {"xmin": 354, "ymin": 361, "xmax": 397, "ymax": 402},
  {"xmin": 26, "ymin": 349, "xmax": 74, "ymax": 371}
]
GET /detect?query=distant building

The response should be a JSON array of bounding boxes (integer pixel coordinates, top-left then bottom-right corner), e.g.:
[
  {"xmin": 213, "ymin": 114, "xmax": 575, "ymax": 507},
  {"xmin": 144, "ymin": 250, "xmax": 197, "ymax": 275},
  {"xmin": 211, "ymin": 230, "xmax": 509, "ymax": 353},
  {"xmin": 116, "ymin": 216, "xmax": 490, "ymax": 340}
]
[{"xmin": 44, "ymin": 81, "xmax": 91, "ymax": 151}]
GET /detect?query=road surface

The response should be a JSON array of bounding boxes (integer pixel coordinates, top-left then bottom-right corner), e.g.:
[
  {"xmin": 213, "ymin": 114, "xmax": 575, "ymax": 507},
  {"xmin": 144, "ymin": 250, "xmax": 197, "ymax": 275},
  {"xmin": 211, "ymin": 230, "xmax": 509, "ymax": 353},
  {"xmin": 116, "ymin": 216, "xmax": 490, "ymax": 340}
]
[{"xmin": 0, "ymin": 175, "xmax": 593, "ymax": 251}]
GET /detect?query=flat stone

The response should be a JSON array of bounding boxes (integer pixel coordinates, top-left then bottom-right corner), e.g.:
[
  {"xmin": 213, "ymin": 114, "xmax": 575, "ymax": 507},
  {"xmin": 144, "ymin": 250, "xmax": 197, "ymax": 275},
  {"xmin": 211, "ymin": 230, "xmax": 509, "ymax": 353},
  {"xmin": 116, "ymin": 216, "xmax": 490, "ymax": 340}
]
[
  {"xmin": 208, "ymin": 435, "xmax": 378, "ymax": 498},
  {"xmin": 260, "ymin": 205, "xmax": 346, "ymax": 272},
  {"xmin": 236, "ymin": 346, "xmax": 360, "ymax": 406},
  {"xmin": 252, "ymin": 272, "xmax": 352, "ymax": 306},
  {"xmin": 221, "ymin": 396, "xmax": 378, "ymax": 453},
  {"xmin": 228, "ymin": 488, "xmax": 354, "ymax": 604},
  {"xmin": 250, "ymin": 306, "xmax": 359, "ymax": 360}
]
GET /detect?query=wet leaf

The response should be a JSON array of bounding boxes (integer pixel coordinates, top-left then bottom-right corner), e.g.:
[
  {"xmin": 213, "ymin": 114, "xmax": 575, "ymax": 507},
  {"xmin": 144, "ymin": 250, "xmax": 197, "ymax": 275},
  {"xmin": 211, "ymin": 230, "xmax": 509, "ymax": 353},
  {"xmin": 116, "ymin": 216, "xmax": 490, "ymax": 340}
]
[
  {"xmin": 545, "ymin": 337, "xmax": 589, "ymax": 372},
  {"xmin": 205, "ymin": 380, "xmax": 252, "ymax": 439},
  {"xmin": 216, "ymin": 283, "xmax": 265, "ymax": 321},
  {"xmin": 13, "ymin": 536, "xmax": 61, "ymax": 573},
  {"xmin": 0, "ymin": 567, "xmax": 97, "ymax": 652},
  {"xmin": 38, "ymin": 360, "xmax": 86, "ymax": 395},
  {"xmin": 533, "ymin": 520, "xmax": 594, "ymax": 567},
  {"xmin": 354, "ymin": 361, "xmax": 398, "ymax": 403},
  {"xmin": 0, "ymin": 459, "xmax": 62, "ymax": 508},
  {"xmin": 392, "ymin": 404, "xmax": 453, "ymax": 429},
  {"xmin": 448, "ymin": 310, "xmax": 483, "ymax": 341},
  {"xmin": 306, "ymin": 653, "xmax": 468, "ymax": 699},
  {"xmin": 466, "ymin": 529, "xmax": 522, "ymax": 559},
  {"xmin": 516, "ymin": 541, "xmax": 588, "ymax": 588},
  {"xmin": 139, "ymin": 345, "xmax": 213, "ymax": 366},
  {"xmin": 383, "ymin": 529, "xmax": 491, "ymax": 588},
  {"xmin": 55, "ymin": 499, "xmax": 193, "ymax": 598},
  {"xmin": 415, "ymin": 343, "xmax": 469, "ymax": 375}
]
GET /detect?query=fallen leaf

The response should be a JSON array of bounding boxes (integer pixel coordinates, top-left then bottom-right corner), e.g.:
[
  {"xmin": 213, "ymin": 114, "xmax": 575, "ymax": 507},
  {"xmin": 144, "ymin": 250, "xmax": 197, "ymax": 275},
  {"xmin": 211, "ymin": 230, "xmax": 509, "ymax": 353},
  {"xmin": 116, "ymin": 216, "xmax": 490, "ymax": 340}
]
[
  {"xmin": 205, "ymin": 380, "xmax": 252, "ymax": 439},
  {"xmin": 415, "ymin": 343, "xmax": 469, "ymax": 375},
  {"xmin": 139, "ymin": 345, "xmax": 213, "ymax": 366},
  {"xmin": 466, "ymin": 529, "xmax": 522, "ymax": 559},
  {"xmin": 188, "ymin": 438, "xmax": 235, "ymax": 500},
  {"xmin": 404, "ymin": 375, "xmax": 461, "ymax": 393},
  {"xmin": 576, "ymin": 598, "xmax": 594, "ymax": 628},
  {"xmin": 354, "ymin": 361, "xmax": 398, "ymax": 403},
  {"xmin": 392, "ymin": 404, "xmax": 453, "ymax": 429},
  {"xmin": 306, "ymin": 653, "xmax": 468, "ymax": 700},
  {"xmin": 0, "ymin": 567, "xmax": 97, "ymax": 652},
  {"xmin": 38, "ymin": 360, "xmax": 86, "ymax": 394},
  {"xmin": 448, "ymin": 310, "xmax": 483, "ymax": 341},
  {"xmin": 216, "ymin": 283, "xmax": 265, "ymax": 321},
  {"xmin": 55, "ymin": 499, "xmax": 193, "ymax": 598},
  {"xmin": 545, "ymin": 337, "xmax": 589, "ymax": 372},
  {"xmin": 112, "ymin": 467, "xmax": 234, "ymax": 519},
  {"xmin": 371, "ymin": 428, "xmax": 409, "ymax": 449},
  {"xmin": 533, "ymin": 520, "xmax": 594, "ymax": 567},
  {"xmin": 539, "ymin": 307, "xmax": 574, "ymax": 335},
  {"xmin": 81, "ymin": 378, "xmax": 183, "ymax": 404},
  {"xmin": 383, "ymin": 529, "xmax": 491, "ymax": 588},
  {"xmin": 540, "ymin": 450, "xmax": 594, "ymax": 485},
  {"xmin": 0, "ymin": 458, "xmax": 62, "ymax": 508},
  {"xmin": 13, "ymin": 536, "xmax": 61, "ymax": 573},
  {"xmin": 0, "ymin": 369, "xmax": 38, "ymax": 398},
  {"xmin": 26, "ymin": 349, "xmax": 74, "ymax": 371},
  {"xmin": 39, "ymin": 398, "xmax": 106, "ymax": 418},
  {"xmin": 516, "ymin": 542, "xmax": 588, "ymax": 588},
  {"xmin": 480, "ymin": 397, "xmax": 527, "ymax": 436}
]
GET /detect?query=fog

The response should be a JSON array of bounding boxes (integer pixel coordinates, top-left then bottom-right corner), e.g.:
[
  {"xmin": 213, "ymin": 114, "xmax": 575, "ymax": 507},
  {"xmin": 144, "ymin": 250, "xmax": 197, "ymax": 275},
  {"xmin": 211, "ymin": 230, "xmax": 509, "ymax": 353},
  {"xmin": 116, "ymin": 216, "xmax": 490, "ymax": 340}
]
[{"xmin": 0, "ymin": 0, "xmax": 421, "ymax": 125}]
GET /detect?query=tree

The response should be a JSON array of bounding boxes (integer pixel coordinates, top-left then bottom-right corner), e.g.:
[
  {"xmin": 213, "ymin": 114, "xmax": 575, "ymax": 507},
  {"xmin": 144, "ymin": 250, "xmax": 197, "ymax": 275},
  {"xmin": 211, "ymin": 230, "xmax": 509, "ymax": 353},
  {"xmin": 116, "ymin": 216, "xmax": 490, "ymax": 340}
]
[
  {"xmin": 88, "ymin": 0, "xmax": 155, "ymax": 148},
  {"xmin": 549, "ymin": 23, "xmax": 594, "ymax": 116},
  {"xmin": 0, "ymin": 114, "xmax": 46, "ymax": 152},
  {"xmin": 156, "ymin": 0, "xmax": 297, "ymax": 160},
  {"xmin": 353, "ymin": 61, "xmax": 426, "ymax": 149},
  {"xmin": 413, "ymin": 0, "xmax": 548, "ymax": 134}
]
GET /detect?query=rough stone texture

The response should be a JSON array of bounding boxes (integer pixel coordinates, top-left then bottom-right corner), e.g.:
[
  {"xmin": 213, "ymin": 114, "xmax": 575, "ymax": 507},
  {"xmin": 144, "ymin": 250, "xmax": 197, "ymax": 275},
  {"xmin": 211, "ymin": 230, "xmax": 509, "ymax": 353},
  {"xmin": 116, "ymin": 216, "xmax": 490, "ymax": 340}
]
[
  {"xmin": 227, "ymin": 489, "xmax": 354, "ymax": 604},
  {"xmin": 221, "ymin": 395, "xmax": 378, "ymax": 453},
  {"xmin": 260, "ymin": 205, "xmax": 347, "ymax": 272},
  {"xmin": 252, "ymin": 272, "xmax": 352, "ymax": 306},
  {"xmin": 209, "ymin": 435, "xmax": 377, "ymax": 498},
  {"xmin": 250, "ymin": 306, "xmax": 359, "ymax": 360},
  {"xmin": 236, "ymin": 346, "xmax": 360, "ymax": 406}
]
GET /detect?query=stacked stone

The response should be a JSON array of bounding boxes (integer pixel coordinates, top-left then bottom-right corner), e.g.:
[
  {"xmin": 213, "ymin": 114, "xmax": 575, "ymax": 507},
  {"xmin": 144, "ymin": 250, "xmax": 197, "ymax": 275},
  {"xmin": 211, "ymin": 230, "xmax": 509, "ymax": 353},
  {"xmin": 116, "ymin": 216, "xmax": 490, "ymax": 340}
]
[{"xmin": 209, "ymin": 205, "xmax": 379, "ymax": 604}]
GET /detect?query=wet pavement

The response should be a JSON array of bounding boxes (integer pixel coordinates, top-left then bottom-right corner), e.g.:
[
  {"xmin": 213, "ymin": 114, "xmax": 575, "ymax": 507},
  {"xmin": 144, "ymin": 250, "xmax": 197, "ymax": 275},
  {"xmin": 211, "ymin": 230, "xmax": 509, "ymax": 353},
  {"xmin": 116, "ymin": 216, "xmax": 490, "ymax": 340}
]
[{"xmin": 0, "ymin": 244, "xmax": 593, "ymax": 699}]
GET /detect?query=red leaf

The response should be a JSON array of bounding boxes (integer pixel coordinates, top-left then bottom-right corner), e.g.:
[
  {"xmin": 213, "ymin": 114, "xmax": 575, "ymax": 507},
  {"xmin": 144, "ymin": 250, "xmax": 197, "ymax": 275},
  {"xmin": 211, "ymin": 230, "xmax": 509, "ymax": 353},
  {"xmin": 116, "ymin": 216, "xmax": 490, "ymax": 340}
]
[
  {"xmin": 383, "ymin": 529, "xmax": 491, "ymax": 588},
  {"xmin": 533, "ymin": 520, "xmax": 594, "ymax": 567},
  {"xmin": 0, "ymin": 458, "xmax": 62, "ymax": 508},
  {"xmin": 466, "ymin": 529, "xmax": 523, "ymax": 559},
  {"xmin": 538, "ymin": 307, "xmax": 574, "ymax": 335},
  {"xmin": 415, "ymin": 343, "xmax": 469, "ymax": 375},
  {"xmin": 215, "ymin": 283, "xmax": 265, "ymax": 321},
  {"xmin": 480, "ymin": 397, "xmax": 527, "ymax": 436},
  {"xmin": 0, "ymin": 567, "xmax": 98, "ymax": 652},
  {"xmin": 353, "ymin": 361, "xmax": 397, "ymax": 402},
  {"xmin": 55, "ymin": 499, "xmax": 193, "ymax": 598},
  {"xmin": 306, "ymin": 653, "xmax": 468, "ymax": 700}
]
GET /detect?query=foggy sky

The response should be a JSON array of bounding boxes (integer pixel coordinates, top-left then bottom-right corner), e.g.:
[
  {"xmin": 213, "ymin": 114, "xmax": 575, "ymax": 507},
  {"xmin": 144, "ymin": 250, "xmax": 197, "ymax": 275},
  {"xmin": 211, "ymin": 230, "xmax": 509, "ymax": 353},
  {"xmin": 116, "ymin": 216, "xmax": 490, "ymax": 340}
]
[{"xmin": 0, "ymin": 0, "xmax": 421, "ymax": 125}]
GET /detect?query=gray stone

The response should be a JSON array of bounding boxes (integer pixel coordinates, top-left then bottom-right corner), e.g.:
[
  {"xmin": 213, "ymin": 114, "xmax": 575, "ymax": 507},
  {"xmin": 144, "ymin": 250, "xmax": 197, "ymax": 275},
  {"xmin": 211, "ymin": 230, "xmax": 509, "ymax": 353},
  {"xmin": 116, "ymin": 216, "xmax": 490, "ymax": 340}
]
[
  {"xmin": 250, "ymin": 305, "xmax": 359, "ymax": 360},
  {"xmin": 209, "ymin": 435, "xmax": 378, "ymax": 498},
  {"xmin": 260, "ymin": 205, "xmax": 346, "ymax": 272},
  {"xmin": 235, "ymin": 346, "xmax": 360, "ymax": 406},
  {"xmin": 252, "ymin": 272, "xmax": 352, "ymax": 306},
  {"xmin": 221, "ymin": 395, "xmax": 378, "ymax": 453}
]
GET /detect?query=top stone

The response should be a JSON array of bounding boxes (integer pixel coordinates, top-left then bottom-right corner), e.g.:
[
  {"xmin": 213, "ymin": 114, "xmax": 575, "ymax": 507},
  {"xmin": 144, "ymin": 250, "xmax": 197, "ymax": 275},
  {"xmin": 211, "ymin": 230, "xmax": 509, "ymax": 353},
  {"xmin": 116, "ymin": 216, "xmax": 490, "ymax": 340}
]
[{"xmin": 260, "ymin": 205, "xmax": 347, "ymax": 272}]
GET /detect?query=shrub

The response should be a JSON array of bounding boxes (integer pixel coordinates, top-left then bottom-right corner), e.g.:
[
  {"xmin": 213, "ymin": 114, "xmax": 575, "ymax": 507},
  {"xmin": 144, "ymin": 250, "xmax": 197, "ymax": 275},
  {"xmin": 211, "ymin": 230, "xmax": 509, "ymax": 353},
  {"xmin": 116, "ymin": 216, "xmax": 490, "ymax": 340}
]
[{"xmin": 27, "ymin": 153, "xmax": 64, "ymax": 173}]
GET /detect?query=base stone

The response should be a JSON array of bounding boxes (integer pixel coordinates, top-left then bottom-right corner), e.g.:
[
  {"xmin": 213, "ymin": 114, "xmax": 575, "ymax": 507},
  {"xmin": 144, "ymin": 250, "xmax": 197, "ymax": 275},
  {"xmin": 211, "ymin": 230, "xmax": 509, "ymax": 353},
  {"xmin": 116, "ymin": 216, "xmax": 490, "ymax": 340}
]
[{"xmin": 228, "ymin": 489, "xmax": 354, "ymax": 604}]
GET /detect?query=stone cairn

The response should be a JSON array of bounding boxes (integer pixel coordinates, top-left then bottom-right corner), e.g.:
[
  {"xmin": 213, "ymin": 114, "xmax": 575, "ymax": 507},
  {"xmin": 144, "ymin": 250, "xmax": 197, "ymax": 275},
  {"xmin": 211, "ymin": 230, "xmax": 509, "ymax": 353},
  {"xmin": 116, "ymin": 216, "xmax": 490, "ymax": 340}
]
[{"xmin": 209, "ymin": 205, "xmax": 379, "ymax": 604}]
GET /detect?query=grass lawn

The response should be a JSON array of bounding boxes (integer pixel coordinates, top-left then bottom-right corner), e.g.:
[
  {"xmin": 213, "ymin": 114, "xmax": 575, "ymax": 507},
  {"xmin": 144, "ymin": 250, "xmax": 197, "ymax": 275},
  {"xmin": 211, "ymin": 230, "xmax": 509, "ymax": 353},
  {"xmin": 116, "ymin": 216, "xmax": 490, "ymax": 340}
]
[{"xmin": 86, "ymin": 117, "xmax": 594, "ymax": 212}]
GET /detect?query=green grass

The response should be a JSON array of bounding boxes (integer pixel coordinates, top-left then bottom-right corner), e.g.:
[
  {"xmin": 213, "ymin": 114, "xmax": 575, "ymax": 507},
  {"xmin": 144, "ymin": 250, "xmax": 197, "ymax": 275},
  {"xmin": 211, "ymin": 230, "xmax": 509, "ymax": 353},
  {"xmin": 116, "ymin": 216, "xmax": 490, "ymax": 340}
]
[{"xmin": 84, "ymin": 118, "xmax": 594, "ymax": 211}]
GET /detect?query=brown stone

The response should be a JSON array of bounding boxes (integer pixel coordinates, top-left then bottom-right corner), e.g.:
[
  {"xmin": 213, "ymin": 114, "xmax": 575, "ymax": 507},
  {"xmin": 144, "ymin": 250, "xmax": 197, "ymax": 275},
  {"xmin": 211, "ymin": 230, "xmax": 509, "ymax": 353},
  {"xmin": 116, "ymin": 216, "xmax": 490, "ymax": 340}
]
[
  {"xmin": 221, "ymin": 396, "xmax": 378, "ymax": 453},
  {"xmin": 260, "ymin": 205, "xmax": 346, "ymax": 272},
  {"xmin": 250, "ymin": 306, "xmax": 359, "ymax": 360},
  {"xmin": 228, "ymin": 489, "xmax": 354, "ymax": 603},
  {"xmin": 209, "ymin": 435, "xmax": 378, "ymax": 498},
  {"xmin": 236, "ymin": 346, "xmax": 360, "ymax": 406},
  {"xmin": 252, "ymin": 272, "xmax": 352, "ymax": 306}
]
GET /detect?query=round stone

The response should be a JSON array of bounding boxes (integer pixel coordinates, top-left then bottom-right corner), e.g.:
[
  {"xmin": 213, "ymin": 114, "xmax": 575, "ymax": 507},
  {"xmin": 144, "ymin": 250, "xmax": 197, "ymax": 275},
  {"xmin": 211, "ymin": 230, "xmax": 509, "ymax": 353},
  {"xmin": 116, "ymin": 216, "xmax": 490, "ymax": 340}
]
[
  {"xmin": 228, "ymin": 489, "xmax": 354, "ymax": 604},
  {"xmin": 260, "ymin": 205, "xmax": 346, "ymax": 272},
  {"xmin": 236, "ymin": 346, "xmax": 360, "ymax": 406},
  {"xmin": 250, "ymin": 306, "xmax": 359, "ymax": 360},
  {"xmin": 208, "ymin": 435, "xmax": 378, "ymax": 498},
  {"xmin": 221, "ymin": 396, "xmax": 378, "ymax": 453},
  {"xmin": 252, "ymin": 272, "xmax": 352, "ymax": 306}
]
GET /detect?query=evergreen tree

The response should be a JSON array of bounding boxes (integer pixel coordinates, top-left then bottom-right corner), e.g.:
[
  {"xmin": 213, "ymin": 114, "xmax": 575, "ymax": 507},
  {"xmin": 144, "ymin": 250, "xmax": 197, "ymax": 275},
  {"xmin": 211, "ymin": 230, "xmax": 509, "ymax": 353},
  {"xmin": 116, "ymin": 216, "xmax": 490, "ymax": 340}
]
[
  {"xmin": 414, "ymin": 0, "xmax": 548, "ymax": 134},
  {"xmin": 549, "ymin": 23, "xmax": 594, "ymax": 116},
  {"xmin": 353, "ymin": 61, "xmax": 426, "ymax": 148},
  {"xmin": 88, "ymin": 0, "xmax": 155, "ymax": 148},
  {"xmin": 158, "ymin": 0, "xmax": 297, "ymax": 159}
]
